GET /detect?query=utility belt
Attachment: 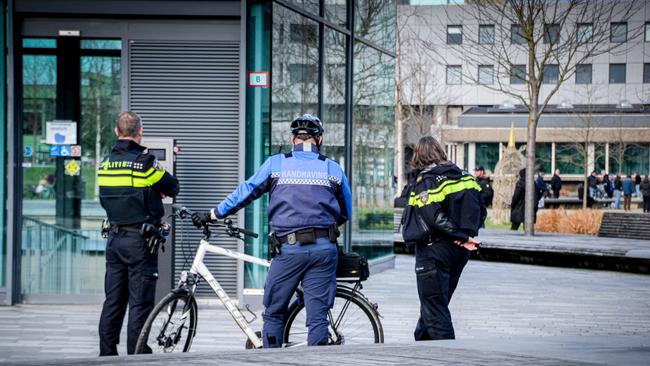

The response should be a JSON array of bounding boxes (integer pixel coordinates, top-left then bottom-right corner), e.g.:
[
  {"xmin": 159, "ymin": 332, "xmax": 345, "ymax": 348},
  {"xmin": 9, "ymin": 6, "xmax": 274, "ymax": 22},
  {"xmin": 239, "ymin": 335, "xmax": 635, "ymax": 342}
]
[
  {"xmin": 268, "ymin": 226, "xmax": 339, "ymax": 258},
  {"xmin": 102, "ymin": 219, "xmax": 170, "ymax": 255}
]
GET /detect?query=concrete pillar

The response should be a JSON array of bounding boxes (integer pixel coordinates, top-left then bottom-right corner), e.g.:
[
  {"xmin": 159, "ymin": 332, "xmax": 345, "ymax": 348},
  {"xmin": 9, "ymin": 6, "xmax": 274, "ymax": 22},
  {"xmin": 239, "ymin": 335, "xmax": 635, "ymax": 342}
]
[
  {"xmin": 468, "ymin": 142, "xmax": 476, "ymax": 172},
  {"xmin": 551, "ymin": 142, "xmax": 556, "ymax": 174},
  {"xmin": 605, "ymin": 143, "xmax": 610, "ymax": 173},
  {"xmin": 588, "ymin": 144, "xmax": 595, "ymax": 173}
]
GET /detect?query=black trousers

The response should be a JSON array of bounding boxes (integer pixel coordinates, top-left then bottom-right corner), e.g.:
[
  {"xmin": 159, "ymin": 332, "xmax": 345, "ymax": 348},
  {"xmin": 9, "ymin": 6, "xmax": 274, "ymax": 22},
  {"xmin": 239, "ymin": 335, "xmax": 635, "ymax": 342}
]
[
  {"xmin": 644, "ymin": 195, "xmax": 650, "ymax": 213},
  {"xmin": 98, "ymin": 231, "xmax": 158, "ymax": 356},
  {"xmin": 414, "ymin": 241, "xmax": 470, "ymax": 341}
]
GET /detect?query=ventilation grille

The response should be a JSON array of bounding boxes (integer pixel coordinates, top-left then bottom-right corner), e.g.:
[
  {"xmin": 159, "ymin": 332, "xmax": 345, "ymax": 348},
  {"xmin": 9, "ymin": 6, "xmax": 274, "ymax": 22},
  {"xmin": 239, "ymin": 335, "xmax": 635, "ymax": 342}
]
[{"xmin": 129, "ymin": 40, "xmax": 241, "ymax": 295}]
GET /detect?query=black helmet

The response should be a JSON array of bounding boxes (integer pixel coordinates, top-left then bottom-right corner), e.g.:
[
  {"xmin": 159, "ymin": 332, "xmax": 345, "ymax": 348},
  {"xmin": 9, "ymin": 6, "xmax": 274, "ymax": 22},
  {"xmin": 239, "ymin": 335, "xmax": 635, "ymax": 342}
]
[{"xmin": 290, "ymin": 114, "xmax": 324, "ymax": 137}]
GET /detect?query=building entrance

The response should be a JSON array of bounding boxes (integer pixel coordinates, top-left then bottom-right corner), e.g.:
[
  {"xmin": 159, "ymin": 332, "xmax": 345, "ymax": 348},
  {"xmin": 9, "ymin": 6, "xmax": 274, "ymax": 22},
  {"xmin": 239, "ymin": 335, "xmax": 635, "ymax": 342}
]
[{"xmin": 19, "ymin": 33, "xmax": 121, "ymax": 301}]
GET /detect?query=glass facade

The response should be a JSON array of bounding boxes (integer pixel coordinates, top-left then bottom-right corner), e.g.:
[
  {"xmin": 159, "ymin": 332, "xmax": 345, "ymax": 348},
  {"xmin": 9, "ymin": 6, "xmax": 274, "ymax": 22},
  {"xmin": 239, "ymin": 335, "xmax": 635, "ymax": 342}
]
[
  {"xmin": 245, "ymin": 0, "xmax": 396, "ymax": 288},
  {"xmin": 0, "ymin": 11, "xmax": 5, "ymax": 289},
  {"xmin": 610, "ymin": 144, "xmax": 650, "ymax": 176},
  {"xmin": 556, "ymin": 143, "xmax": 584, "ymax": 175},
  {"xmin": 19, "ymin": 38, "xmax": 121, "ymax": 296},
  {"xmin": 475, "ymin": 143, "xmax": 499, "ymax": 172}
]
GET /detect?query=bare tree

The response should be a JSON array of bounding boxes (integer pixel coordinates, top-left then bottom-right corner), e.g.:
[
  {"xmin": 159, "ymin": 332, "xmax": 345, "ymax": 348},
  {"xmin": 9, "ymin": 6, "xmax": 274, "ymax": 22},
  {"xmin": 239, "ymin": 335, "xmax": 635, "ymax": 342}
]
[
  {"xmin": 436, "ymin": 0, "xmax": 642, "ymax": 235},
  {"xmin": 558, "ymin": 88, "xmax": 605, "ymax": 208},
  {"xmin": 396, "ymin": 5, "xmax": 451, "ymax": 193}
]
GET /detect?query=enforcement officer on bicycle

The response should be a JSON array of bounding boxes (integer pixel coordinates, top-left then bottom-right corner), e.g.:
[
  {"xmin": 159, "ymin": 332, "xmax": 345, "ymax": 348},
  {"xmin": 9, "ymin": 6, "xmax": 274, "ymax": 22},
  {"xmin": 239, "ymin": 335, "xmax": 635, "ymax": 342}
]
[
  {"xmin": 192, "ymin": 114, "xmax": 351, "ymax": 347},
  {"xmin": 98, "ymin": 111, "xmax": 179, "ymax": 356}
]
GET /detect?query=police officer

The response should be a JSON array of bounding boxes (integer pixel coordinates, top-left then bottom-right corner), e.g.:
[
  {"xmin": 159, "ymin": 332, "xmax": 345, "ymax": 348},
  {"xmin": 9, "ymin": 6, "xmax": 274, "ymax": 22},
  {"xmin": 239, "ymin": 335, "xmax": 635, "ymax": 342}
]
[
  {"xmin": 97, "ymin": 111, "xmax": 179, "ymax": 356},
  {"xmin": 474, "ymin": 165, "xmax": 493, "ymax": 208},
  {"xmin": 192, "ymin": 114, "xmax": 351, "ymax": 347},
  {"xmin": 402, "ymin": 136, "xmax": 484, "ymax": 341}
]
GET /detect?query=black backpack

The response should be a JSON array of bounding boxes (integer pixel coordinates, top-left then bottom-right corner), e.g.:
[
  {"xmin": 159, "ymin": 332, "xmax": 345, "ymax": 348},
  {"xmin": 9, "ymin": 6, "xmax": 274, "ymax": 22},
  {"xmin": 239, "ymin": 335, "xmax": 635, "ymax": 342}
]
[{"xmin": 399, "ymin": 175, "xmax": 432, "ymax": 246}]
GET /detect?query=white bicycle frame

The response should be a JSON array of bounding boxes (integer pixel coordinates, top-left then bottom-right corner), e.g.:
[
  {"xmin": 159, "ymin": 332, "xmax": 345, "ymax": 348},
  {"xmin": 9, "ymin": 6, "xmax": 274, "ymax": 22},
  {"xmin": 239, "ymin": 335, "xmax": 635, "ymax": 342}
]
[{"xmin": 189, "ymin": 238, "xmax": 270, "ymax": 349}]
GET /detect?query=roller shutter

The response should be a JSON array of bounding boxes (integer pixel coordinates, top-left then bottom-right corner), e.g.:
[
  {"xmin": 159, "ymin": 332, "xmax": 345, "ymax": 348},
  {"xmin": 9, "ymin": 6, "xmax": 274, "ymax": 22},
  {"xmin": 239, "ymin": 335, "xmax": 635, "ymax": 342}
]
[{"xmin": 129, "ymin": 40, "xmax": 240, "ymax": 296}]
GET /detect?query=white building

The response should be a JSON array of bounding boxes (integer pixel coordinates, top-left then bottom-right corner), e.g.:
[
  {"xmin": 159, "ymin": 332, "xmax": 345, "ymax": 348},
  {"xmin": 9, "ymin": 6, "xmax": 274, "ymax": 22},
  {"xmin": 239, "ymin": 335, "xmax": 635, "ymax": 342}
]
[{"xmin": 398, "ymin": 0, "xmax": 650, "ymax": 183}]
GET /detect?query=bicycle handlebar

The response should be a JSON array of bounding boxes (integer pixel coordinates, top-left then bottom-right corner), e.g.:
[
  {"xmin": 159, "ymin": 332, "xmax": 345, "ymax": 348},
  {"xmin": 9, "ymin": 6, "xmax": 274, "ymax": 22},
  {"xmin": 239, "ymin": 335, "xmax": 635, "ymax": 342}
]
[{"xmin": 171, "ymin": 204, "xmax": 259, "ymax": 239}]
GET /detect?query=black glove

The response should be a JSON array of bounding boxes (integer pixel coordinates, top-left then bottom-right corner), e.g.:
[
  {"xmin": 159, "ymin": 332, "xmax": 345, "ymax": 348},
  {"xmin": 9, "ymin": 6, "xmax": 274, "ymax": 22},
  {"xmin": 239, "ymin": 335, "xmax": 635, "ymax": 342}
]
[{"xmin": 191, "ymin": 211, "xmax": 214, "ymax": 228}]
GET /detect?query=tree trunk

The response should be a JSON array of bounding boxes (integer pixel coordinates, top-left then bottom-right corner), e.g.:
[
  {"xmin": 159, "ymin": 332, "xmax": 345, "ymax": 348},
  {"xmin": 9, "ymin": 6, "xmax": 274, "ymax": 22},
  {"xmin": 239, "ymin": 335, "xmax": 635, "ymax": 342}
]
[
  {"xmin": 395, "ymin": 102, "xmax": 405, "ymax": 197},
  {"xmin": 524, "ymin": 112, "xmax": 538, "ymax": 236},
  {"xmin": 583, "ymin": 174, "xmax": 588, "ymax": 209}
]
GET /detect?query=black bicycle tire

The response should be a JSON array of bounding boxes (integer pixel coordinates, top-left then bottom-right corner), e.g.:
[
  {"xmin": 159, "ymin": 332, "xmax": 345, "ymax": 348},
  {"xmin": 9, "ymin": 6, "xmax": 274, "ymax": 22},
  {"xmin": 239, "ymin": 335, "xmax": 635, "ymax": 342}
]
[
  {"xmin": 134, "ymin": 291, "xmax": 198, "ymax": 354},
  {"xmin": 283, "ymin": 286, "xmax": 384, "ymax": 344}
]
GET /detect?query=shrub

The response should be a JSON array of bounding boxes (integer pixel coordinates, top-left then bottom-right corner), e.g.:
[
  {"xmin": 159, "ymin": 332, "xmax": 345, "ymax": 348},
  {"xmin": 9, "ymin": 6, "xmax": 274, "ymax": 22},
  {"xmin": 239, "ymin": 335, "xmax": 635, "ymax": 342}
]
[{"xmin": 535, "ymin": 209, "xmax": 603, "ymax": 235}]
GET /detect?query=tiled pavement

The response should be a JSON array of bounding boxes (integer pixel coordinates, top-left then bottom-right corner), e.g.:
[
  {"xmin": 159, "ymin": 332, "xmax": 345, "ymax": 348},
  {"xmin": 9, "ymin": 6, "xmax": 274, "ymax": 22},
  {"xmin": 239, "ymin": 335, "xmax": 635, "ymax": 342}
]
[{"xmin": 1, "ymin": 255, "xmax": 649, "ymax": 362}]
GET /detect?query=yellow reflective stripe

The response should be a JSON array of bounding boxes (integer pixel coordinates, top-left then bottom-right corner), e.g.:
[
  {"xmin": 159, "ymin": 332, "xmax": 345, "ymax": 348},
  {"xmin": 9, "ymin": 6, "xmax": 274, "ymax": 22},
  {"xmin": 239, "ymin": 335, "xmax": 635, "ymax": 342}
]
[
  {"xmin": 132, "ymin": 167, "xmax": 156, "ymax": 177},
  {"xmin": 98, "ymin": 169, "xmax": 133, "ymax": 176},
  {"xmin": 132, "ymin": 170, "xmax": 165, "ymax": 187},
  {"xmin": 98, "ymin": 176, "xmax": 132, "ymax": 187},
  {"xmin": 408, "ymin": 177, "xmax": 481, "ymax": 208},
  {"xmin": 98, "ymin": 166, "xmax": 165, "ymax": 187}
]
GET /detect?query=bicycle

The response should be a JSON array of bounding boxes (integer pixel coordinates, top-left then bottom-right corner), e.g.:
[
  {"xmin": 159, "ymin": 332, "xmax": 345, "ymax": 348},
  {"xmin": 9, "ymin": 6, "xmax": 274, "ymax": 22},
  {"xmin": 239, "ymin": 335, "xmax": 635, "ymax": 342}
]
[{"xmin": 134, "ymin": 204, "xmax": 384, "ymax": 353}]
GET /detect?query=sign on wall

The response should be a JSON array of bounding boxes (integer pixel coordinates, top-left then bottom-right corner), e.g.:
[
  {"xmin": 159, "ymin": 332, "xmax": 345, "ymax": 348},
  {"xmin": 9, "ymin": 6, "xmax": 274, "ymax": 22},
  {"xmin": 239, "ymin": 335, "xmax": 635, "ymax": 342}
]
[
  {"xmin": 248, "ymin": 72, "xmax": 269, "ymax": 88},
  {"xmin": 46, "ymin": 121, "xmax": 77, "ymax": 145}
]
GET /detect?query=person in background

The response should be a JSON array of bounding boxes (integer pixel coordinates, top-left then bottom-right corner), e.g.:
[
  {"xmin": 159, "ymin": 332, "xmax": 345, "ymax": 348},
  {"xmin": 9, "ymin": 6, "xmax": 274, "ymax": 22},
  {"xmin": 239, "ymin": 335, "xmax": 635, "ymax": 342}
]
[
  {"xmin": 622, "ymin": 174, "xmax": 635, "ymax": 211},
  {"xmin": 550, "ymin": 169, "xmax": 562, "ymax": 199},
  {"xmin": 510, "ymin": 169, "xmax": 526, "ymax": 230},
  {"xmin": 634, "ymin": 172, "xmax": 642, "ymax": 197},
  {"xmin": 587, "ymin": 171, "xmax": 598, "ymax": 198},
  {"xmin": 602, "ymin": 171, "xmax": 613, "ymax": 199},
  {"xmin": 474, "ymin": 165, "xmax": 494, "ymax": 208},
  {"xmin": 613, "ymin": 174, "xmax": 623, "ymax": 209},
  {"xmin": 577, "ymin": 183, "xmax": 594, "ymax": 208},
  {"xmin": 640, "ymin": 175, "xmax": 650, "ymax": 213}
]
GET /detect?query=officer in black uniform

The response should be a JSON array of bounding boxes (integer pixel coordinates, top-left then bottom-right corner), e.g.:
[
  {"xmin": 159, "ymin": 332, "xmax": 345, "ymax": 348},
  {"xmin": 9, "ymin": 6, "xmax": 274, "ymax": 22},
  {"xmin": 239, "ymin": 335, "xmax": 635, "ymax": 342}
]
[
  {"xmin": 401, "ymin": 136, "xmax": 484, "ymax": 341},
  {"xmin": 97, "ymin": 111, "xmax": 179, "ymax": 356}
]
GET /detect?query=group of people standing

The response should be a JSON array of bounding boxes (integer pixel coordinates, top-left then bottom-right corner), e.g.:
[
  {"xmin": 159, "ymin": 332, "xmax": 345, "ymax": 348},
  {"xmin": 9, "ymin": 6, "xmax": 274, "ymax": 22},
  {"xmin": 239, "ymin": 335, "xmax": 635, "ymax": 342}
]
[{"xmin": 584, "ymin": 170, "xmax": 650, "ymax": 212}]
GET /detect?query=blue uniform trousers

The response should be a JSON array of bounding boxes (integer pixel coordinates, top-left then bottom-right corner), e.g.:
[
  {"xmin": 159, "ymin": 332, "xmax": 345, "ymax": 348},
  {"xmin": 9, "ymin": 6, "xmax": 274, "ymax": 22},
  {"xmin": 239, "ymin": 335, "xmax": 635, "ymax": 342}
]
[
  {"xmin": 262, "ymin": 237, "xmax": 338, "ymax": 347},
  {"xmin": 98, "ymin": 231, "xmax": 158, "ymax": 356}
]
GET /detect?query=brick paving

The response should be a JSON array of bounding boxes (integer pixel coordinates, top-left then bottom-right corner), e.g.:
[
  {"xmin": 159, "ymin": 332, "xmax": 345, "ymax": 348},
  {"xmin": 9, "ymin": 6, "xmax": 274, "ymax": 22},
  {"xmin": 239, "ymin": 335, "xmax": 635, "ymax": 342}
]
[{"xmin": 1, "ymin": 255, "xmax": 649, "ymax": 362}]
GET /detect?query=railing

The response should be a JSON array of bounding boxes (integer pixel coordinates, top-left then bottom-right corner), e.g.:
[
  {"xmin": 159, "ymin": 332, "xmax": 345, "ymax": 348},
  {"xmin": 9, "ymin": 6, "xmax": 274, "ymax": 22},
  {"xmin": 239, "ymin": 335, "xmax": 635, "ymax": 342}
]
[{"xmin": 21, "ymin": 216, "xmax": 105, "ymax": 295}]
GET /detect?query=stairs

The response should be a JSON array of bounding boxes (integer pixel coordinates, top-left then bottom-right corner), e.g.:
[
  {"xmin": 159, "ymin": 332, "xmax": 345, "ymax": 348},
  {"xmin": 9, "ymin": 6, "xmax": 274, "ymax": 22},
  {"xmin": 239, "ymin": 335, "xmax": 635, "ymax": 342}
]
[{"xmin": 598, "ymin": 212, "xmax": 650, "ymax": 240}]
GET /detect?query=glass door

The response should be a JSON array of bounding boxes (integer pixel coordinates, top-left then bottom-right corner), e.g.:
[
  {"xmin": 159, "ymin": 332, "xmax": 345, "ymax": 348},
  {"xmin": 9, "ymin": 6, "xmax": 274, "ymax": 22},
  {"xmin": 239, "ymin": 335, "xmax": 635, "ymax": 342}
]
[{"xmin": 19, "ymin": 37, "xmax": 121, "ymax": 299}]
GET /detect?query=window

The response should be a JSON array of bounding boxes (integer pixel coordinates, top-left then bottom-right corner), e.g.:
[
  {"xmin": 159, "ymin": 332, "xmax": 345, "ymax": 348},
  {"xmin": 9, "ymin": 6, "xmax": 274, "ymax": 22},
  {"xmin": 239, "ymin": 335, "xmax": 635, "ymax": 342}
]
[
  {"xmin": 478, "ymin": 65, "xmax": 494, "ymax": 84},
  {"xmin": 475, "ymin": 143, "xmax": 499, "ymax": 172},
  {"xmin": 543, "ymin": 64, "xmax": 559, "ymax": 84},
  {"xmin": 288, "ymin": 63, "xmax": 318, "ymax": 83},
  {"xmin": 544, "ymin": 24, "xmax": 560, "ymax": 44},
  {"xmin": 645, "ymin": 22, "xmax": 650, "ymax": 42},
  {"xmin": 446, "ymin": 65, "xmax": 462, "ymax": 84},
  {"xmin": 575, "ymin": 64, "xmax": 592, "ymax": 84},
  {"xmin": 510, "ymin": 64, "xmax": 526, "ymax": 84},
  {"xmin": 447, "ymin": 25, "xmax": 462, "ymax": 45},
  {"xmin": 610, "ymin": 22, "xmax": 627, "ymax": 43},
  {"xmin": 577, "ymin": 23, "xmax": 593, "ymax": 43},
  {"xmin": 479, "ymin": 24, "xmax": 495, "ymax": 44},
  {"xmin": 644, "ymin": 63, "xmax": 650, "ymax": 83},
  {"xmin": 511, "ymin": 24, "xmax": 525, "ymax": 44},
  {"xmin": 290, "ymin": 23, "xmax": 317, "ymax": 45},
  {"xmin": 609, "ymin": 63, "xmax": 626, "ymax": 83}
]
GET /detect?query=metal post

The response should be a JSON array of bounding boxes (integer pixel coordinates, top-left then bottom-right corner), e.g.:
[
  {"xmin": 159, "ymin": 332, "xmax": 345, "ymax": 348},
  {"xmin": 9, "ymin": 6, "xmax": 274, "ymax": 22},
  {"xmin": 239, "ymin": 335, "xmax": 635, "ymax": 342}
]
[{"xmin": 343, "ymin": 0, "xmax": 354, "ymax": 252}]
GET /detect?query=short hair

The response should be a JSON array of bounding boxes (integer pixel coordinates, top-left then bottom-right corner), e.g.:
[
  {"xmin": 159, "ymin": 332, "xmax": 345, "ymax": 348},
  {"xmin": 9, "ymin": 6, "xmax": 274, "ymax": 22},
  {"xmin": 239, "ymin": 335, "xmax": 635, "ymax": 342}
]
[
  {"xmin": 116, "ymin": 111, "xmax": 142, "ymax": 138},
  {"xmin": 294, "ymin": 133, "xmax": 315, "ymax": 142},
  {"xmin": 411, "ymin": 136, "xmax": 448, "ymax": 170}
]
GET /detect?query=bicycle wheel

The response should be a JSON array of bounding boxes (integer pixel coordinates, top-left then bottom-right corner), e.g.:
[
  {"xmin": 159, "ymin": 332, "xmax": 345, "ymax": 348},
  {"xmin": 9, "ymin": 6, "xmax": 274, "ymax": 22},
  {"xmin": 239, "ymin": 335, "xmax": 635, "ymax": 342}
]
[
  {"xmin": 134, "ymin": 290, "xmax": 198, "ymax": 354},
  {"xmin": 283, "ymin": 286, "xmax": 384, "ymax": 345}
]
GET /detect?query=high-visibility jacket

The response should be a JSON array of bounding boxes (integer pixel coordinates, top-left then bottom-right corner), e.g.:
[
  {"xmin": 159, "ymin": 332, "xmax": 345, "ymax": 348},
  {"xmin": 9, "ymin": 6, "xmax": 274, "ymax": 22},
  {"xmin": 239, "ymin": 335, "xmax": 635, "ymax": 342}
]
[
  {"xmin": 98, "ymin": 139, "xmax": 179, "ymax": 225},
  {"xmin": 401, "ymin": 163, "xmax": 485, "ymax": 246}
]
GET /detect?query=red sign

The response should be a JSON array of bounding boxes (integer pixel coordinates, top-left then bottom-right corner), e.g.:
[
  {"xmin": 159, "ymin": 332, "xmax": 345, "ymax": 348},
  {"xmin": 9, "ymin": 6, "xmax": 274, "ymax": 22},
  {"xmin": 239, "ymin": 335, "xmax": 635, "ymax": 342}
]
[{"xmin": 248, "ymin": 72, "xmax": 269, "ymax": 88}]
